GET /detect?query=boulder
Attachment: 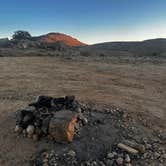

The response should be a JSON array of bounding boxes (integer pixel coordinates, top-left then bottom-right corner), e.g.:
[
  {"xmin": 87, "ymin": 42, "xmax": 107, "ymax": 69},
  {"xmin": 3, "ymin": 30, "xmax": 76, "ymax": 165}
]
[{"xmin": 49, "ymin": 110, "xmax": 78, "ymax": 143}]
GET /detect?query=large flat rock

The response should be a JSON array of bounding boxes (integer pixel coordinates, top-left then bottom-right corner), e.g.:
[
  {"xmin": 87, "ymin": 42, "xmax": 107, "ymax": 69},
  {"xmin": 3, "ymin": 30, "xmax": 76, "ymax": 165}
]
[{"xmin": 49, "ymin": 111, "xmax": 78, "ymax": 143}]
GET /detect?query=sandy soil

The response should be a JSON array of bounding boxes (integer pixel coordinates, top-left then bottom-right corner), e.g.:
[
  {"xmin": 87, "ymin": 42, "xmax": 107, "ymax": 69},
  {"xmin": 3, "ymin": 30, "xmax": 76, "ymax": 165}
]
[{"xmin": 0, "ymin": 56, "xmax": 166, "ymax": 165}]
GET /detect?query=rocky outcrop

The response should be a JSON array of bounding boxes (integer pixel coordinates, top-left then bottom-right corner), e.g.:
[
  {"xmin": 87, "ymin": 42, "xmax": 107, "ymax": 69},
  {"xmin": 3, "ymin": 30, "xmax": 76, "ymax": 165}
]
[{"xmin": 33, "ymin": 33, "xmax": 86, "ymax": 47}]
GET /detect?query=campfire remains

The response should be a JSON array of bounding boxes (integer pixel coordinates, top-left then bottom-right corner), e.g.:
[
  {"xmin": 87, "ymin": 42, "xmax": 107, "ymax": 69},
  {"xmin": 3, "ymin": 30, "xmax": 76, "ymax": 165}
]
[
  {"xmin": 14, "ymin": 96, "xmax": 166, "ymax": 166},
  {"xmin": 14, "ymin": 95, "xmax": 86, "ymax": 142}
]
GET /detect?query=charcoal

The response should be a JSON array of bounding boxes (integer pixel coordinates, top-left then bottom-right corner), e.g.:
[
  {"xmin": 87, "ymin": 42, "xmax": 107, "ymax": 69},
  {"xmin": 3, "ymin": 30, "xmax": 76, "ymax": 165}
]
[
  {"xmin": 16, "ymin": 111, "xmax": 24, "ymax": 125},
  {"xmin": 41, "ymin": 115, "xmax": 52, "ymax": 134},
  {"xmin": 52, "ymin": 97, "xmax": 65, "ymax": 105},
  {"xmin": 65, "ymin": 95, "xmax": 75, "ymax": 109},
  {"xmin": 51, "ymin": 97, "xmax": 66, "ymax": 111},
  {"xmin": 14, "ymin": 95, "xmax": 82, "ymax": 142},
  {"xmin": 69, "ymin": 101, "xmax": 80, "ymax": 112},
  {"xmin": 22, "ymin": 114, "xmax": 34, "ymax": 128},
  {"xmin": 29, "ymin": 96, "xmax": 53, "ymax": 108}
]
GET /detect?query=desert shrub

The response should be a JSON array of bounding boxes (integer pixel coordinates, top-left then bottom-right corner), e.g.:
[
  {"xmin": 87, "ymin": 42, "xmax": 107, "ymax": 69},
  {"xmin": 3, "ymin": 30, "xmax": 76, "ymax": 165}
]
[
  {"xmin": 0, "ymin": 38, "xmax": 10, "ymax": 47},
  {"xmin": 80, "ymin": 51, "xmax": 91, "ymax": 56},
  {"xmin": 12, "ymin": 30, "xmax": 32, "ymax": 40}
]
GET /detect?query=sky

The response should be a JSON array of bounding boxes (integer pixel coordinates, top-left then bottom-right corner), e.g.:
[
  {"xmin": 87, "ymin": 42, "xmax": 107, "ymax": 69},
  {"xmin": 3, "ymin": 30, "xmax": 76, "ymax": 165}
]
[{"xmin": 0, "ymin": 0, "xmax": 166, "ymax": 44}]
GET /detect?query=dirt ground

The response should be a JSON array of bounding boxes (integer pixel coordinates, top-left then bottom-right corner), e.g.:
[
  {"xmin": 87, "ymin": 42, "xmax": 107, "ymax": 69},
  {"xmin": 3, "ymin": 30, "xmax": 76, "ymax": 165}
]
[{"xmin": 0, "ymin": 56, "xmax": 166, "ymax": 165}]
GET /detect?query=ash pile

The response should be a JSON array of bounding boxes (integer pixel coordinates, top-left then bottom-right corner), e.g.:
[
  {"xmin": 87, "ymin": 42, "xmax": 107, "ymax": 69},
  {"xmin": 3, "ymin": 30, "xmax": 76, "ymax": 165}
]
[{"xmin": 14, "ymin": 95, "xmax": 87, "ymax": 142}]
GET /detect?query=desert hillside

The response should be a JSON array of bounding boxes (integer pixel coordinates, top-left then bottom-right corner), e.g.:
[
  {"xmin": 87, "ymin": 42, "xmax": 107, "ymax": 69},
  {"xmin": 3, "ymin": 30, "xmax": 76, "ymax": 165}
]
[
  {"xmin": 82, "ymin": 38, "xmax": 166, "ymax": 57},
  {"xmin": 1, "ymin": 31, "xmax": 166, "ymax": 58}
]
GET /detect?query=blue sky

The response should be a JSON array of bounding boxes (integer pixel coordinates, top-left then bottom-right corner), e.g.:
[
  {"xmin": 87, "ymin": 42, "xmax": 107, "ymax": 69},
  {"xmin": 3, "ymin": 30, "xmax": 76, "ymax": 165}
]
[{"xmin": 0, "ymin": 0, "xmax": 166, "ymax": 44}]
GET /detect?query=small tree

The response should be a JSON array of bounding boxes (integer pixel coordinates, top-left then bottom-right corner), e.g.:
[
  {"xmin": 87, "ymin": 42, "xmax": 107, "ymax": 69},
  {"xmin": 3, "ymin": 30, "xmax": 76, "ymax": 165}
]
[{"xmin": 12, "ymin": 30, "xmax": 31, "ymax": 40}]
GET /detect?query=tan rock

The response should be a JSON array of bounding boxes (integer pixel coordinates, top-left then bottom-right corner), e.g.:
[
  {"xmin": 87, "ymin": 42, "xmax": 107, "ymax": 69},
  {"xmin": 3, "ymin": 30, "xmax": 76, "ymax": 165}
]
[
  {"xmin": 14, "ymin": 125, "xmax": 23, "ymax": 134},
  {"xmin": 117, "ymin": 143, "xmax": 139, "ymax": 154},
  {"xmin": 123, "ymin": 140, "xmax": 145, "ymax": 153},
  {"xmin": 49, "ymin": 111, "xmax": 78, "ymax": 143},
  {"xmin": 27, "ymin": 134, "xmax": 33, "ymax": 139}
]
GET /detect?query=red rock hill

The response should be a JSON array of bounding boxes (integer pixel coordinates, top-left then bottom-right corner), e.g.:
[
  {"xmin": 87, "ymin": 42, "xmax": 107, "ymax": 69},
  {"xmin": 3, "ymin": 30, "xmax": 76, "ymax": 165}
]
[{"xmin": 36, "ymin": 33, "xmax": 86, "ymax": 46}]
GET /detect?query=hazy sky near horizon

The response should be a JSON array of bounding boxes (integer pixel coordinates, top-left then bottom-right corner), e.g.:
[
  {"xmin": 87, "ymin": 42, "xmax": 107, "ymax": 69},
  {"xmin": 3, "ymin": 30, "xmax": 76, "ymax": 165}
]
[{"xmin": 0, "ymin": 0, "xmax": 166, "ymax": 44}]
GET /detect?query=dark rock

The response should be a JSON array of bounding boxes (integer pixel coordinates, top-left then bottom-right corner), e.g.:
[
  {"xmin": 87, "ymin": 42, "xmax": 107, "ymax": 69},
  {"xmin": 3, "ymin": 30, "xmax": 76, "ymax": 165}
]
[
  {"xmin": 29, "ymin": 96, "xmax": 53, "ymax": 108},
  {"xmin": 65, "ymin": 95, "xmax": 75, "ymax": 109},
  {"xmin": 41, "ymin": 115, "xmax": 52, "ymax": 134},
  {"xmin": 22, "ymin": 113, "xmax": 34, "ymax": 128},
  {"xmin": 16, "ymin": 111, "xmax": 24, "ymax": 125},
  {"xmin": 51, "ymin": 97, "xmax": 65, "ymax": 110}
]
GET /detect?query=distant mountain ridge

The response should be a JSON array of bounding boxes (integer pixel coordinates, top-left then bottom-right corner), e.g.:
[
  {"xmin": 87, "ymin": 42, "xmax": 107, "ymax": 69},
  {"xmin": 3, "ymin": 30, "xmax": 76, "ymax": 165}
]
[
  {"xmin": 83, "ymin": 38, "xmax": 166, "ymax": 56},
  {"xmin": 0, "ymin": 31, "xmax": 166, "ymax": 57}
]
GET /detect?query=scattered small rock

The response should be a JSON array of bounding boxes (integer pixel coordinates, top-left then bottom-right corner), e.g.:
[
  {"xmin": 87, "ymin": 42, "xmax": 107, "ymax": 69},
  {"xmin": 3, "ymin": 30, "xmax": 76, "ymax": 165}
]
[
  {"xmin": 116, "ymin": 157, "xmax": 124, "ymax": 165},
  {"xmin": 67, "ymin": 150, "xmax": 76, "ymax": 158},
  {"xmin": 154, "ymin": 152, "xmax": 160, "ymax": 159},
  {"xmin": 125, "ymin": 154, "xmax": 131, "ymax": 163},
  {"xmin": 107, "ymin": 152, "xmax": 115, "ymax": 159}
]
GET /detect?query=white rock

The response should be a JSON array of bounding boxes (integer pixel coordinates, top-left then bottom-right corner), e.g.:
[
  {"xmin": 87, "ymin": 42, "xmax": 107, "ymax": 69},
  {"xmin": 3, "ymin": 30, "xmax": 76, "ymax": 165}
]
[
  {"xmin": 26, "ymin": 125, "xmax": 35, "ymax": 135},
  {"xmin": 125, "ymin": 154, "xmax": 131, "ymax": 163},
  {"xmin": 107, "ymin": 152, "xmax": 115, "ymax": 159},
  {"xmin": 82, "ymin": 117, "xmax": 88, "ymax": 125}
]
